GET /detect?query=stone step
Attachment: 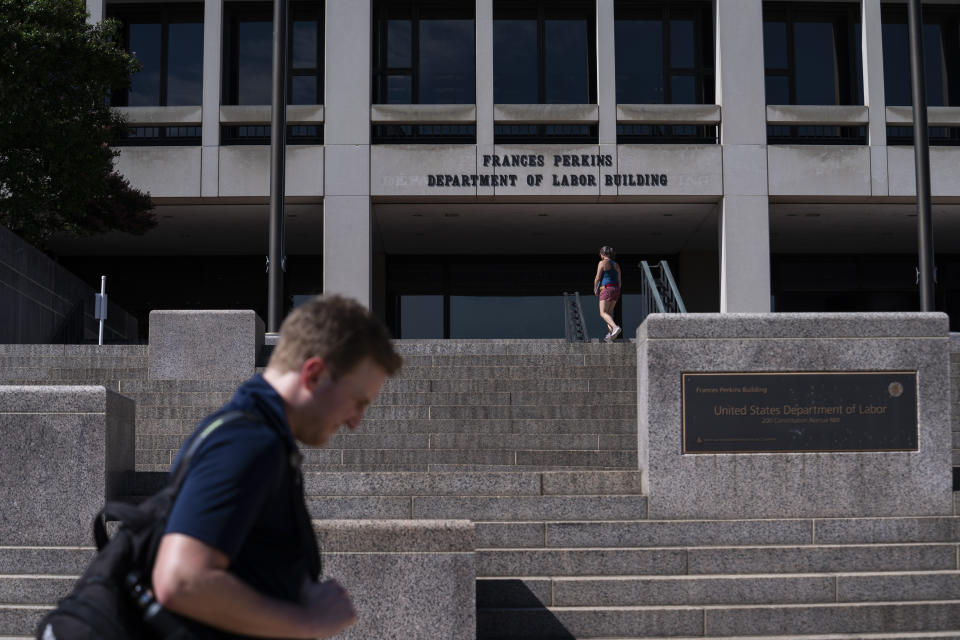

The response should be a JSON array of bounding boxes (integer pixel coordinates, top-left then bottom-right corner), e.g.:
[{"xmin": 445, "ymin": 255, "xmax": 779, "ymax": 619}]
[
  {"xmin": 358, "ymin": 404, "xmax": 637, "ymax": 420},
  {"xmin": 380, "ymin": 377, "xmax": 637, "ymax": 393},
  {"xmin": 320, "ymin": 433, "xmax": 635, "ymax": 452},
  {"xmin": 352, "ymin": 418, "xmax": 636, "ymax": 435},
  {"xmin": 309, "ymin": 448, "xmax": 637, "ymax": 468},
  {"xmin": 588, "ymin": 634, "xmax": 960, "ymax": 640},
  {"xmin": 302, "ymin": 471, "xmax": 644, "ymax": 497},
  {"xmin": 306, "ymin": 494, "xmax": 648, "ymax": 521},
  {"xmin": 475, "ymin": 601, "xmax": 960, "ymax": 639},
  {"xmin": 477, "ymin": 543, "xmax": 959, "ymax": 577},
  {"xmin": 0, "ymin": 548, "xmax": 93, "ymax": 576},
  {"xmin": 391, "ymin": 340, "xmax": 635, "ymax": 355},
  {"xmin": 472, "ymin": 516, "xmax": 960, "ymax": 550},
  {"xmin": 301, "ymin": 464, "xmax": 638, "ymax": 473},
  {"xmin": 372, "ymin": 391, "xmax": 636, "ymax": 406},
  {"xmin": 119, "ymin": 379, "xmax": 245, "ymax": 393},
  {"xmin": 396, "ymin": 354, "xmax": 636, "ymax": 367},
  {"xmin": 0, "ymin": 605, "xmax": 46, "ymax": 636},
  {"xmin": 476, "ymin": 571, "xmax": 960, "ymax": 607},
  {"xmin": 0, "ymin": 576, "xmax": 76, "ymax": 605},
  {"xmin": 396, "ymin": 365, "xmax": 636, "ymax": 380}
]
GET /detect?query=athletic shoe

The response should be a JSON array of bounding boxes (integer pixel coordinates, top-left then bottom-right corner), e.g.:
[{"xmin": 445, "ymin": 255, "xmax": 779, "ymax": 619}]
[{"xmin": 610, "ymin": 326, "xmax": 622, "ymax": 340}]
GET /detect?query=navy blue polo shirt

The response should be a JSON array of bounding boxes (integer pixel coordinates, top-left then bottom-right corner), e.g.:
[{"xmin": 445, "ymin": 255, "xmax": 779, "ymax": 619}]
[{"xmin": 166, "ymin": 375, "xmax": 309, "ymax": 609}]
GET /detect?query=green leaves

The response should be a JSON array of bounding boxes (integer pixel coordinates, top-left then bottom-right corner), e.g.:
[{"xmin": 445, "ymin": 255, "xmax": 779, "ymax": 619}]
[{"xmin": 0, "ymin": 0, "xmax": 154, "ymax": 248}]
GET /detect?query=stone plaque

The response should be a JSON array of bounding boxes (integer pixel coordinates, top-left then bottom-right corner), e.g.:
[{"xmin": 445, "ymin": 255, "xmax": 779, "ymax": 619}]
[{"xmin": 682, "ymin": 371, "xmax": 918, "ymax": 454}]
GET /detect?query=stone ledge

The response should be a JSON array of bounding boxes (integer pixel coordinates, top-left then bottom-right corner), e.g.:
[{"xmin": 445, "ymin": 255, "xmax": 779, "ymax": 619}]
[
  {"xmin": 637, "ymin": 312, "xmax": 949, "ymax": 342},
  {"xmin": 0, "ymin": 385, "xmax": 110, "ymax": 413}
]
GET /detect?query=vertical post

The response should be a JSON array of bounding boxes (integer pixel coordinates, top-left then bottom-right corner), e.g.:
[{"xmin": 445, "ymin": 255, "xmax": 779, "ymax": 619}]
[
  {"xmin": 98, "ymin": 276, "xmax": 107, "ymax": 346},
  {"xmin": 907, "ymin": 0, "xmax": 935, "ymax": 311},
  {"xmin": 268, "ymin": 0, "xmax": 288, "ymax": 332}
]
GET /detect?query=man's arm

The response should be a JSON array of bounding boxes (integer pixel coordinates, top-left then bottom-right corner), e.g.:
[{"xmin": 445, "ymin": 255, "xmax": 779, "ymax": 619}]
[{"xmin": 152, "ymin": 533, "xmax": 356, "ymax": 639}]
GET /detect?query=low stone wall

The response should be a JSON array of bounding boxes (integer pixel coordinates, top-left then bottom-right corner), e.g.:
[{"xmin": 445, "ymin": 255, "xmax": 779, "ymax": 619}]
[
  {"xmin": 0, "ymin": 385, "xmax": 134, "ymax": 545},
  {"xmin": 951, "ymin": 333, "xmax": 959, "ymax": 469},
  {"xmin": 0, "ymin": 224, "xmax": 138, "ymax": 343},
  {"xmin": 315, "ymin": 519, "xmax": 476, "ymax": 640},
  {"xmin": 637, "ymin": 312, "xmax": 953, "ymax": 519}
]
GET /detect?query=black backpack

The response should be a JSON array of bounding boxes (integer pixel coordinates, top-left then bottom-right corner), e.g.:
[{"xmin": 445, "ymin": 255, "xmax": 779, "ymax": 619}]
[{"xmin": 36, "ymin": 410, "xmax": 320, "ymax": 640}]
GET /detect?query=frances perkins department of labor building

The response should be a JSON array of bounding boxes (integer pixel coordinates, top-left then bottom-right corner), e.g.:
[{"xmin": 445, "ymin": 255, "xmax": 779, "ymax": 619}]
[{"xmin": 60, "ymin": 0, "xmax": 960, "ymax": 340}]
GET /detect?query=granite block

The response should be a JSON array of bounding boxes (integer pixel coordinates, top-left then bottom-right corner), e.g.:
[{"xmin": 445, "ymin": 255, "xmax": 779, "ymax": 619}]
[
  {"xmin": 552, "ymin": 574, "xmax": 836, "ymax": 606},
  {"xmin": 0, "ymin": 547, "xmax": 94, "ymax": 575},
  {"xmin": 837, "ymin": 572, "xmax": 960, "ymax": 602},
  {"xmin": 812, "ymin": 517, "xmax": 960, "ymax": 544},
  {"xmin": 0, "ymin": 576, "xmax": 75, "ymax": 605},
  {"xmin": 545, "ymin": 519, "xmax": 812, "ymax": 548},
  {"xmin": 356, "ymin": 419, "xmax": 515, "ymax": 434},
  {"xmin": 0, "ymin": 386, "xmax": 134, "ymax": 545},
  {"xmin": 306, "ymin": 496, "xmax": 413, "ymax": 519},
  {"xmin": 686, "ymin": 543, "xmax": 958, "ymax": 575},
  {"xmin": 515, "ymin": 449, "xmax": 637, "ymax": 467},
  {"xmin": 148, "ymin": 310, "xmax": 263, "ymax": 380},
  {"xmin": 413, "ymin": 495, "xmax": 647, "ymax": 521},
  {"xmin": 374, "ymin": 392, "xmax": 511, "ymax": 406},
  {"xmin": 703, "ymin": 601, "xmax": 960, "ymax": 636},
  {"xmin": 314, "ymin": 519, "xmax": 474, "ymax": 552},
  {"xmin": 322, "ymin": 541, "xmax": 474, "ymax": 640},
  {"xmin": 540, "ymin": 471, "xmax": 645, "ymax": 496},
  {"xmin": 477, "ymin": 548, "xmax": 686, "ymax": 577},
  {"xmin": 325, "ymin": 433, "xmax": 431, "ymax": 449},
  {"xmin": 638, "ymin": 313, "xmax": 953, "ymax": 519},
  {"xmin": 638, "ymin": 312, "xmax": 949, "ymax": 341},
  {"xmin": 429, "ymin": 433, "xmax": 600, "ymax": 451},
  {"xmin": 341, "ymin": 448, "xmax": 516, "ymax": 466},
  {"xmin": 0, "ymin": 605, "xmax": 47, "ymax": 636},
  {"xmin": 475, "ymin": 522, "xmax": 546, "ymax": 549},
  {"xmin": 509, "ymin": 391, "xmax": 635, "ymax": 405},
  {"xmin": 302, "ymin": 471, "xmax": 542, "ymax": 497}
]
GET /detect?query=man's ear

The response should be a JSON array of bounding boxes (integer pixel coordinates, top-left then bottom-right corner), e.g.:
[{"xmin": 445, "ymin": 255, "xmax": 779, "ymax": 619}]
[{"xmin": 300, "ymin": 356, "xmax": 329, "ymax": 390}]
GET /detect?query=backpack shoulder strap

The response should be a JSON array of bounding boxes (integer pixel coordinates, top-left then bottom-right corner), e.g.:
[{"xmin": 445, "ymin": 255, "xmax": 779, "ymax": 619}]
[{"xmin": 168, "ymin": 409, "xmax": 259, "ymax": 493}]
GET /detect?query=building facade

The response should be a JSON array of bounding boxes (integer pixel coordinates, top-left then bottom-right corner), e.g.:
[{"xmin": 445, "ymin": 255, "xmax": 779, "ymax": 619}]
[{"xmin": 64, "ymin": 0, "xmax": 960, "ymax": 339}]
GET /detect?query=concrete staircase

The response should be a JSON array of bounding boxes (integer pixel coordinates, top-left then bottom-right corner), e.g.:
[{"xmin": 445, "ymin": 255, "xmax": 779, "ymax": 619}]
[{"xmin": 2, "ymin": 339, "xmax": 959, "ymax": 638}]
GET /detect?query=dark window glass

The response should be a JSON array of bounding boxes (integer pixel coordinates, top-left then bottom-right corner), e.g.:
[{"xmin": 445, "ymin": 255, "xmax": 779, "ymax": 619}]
[
  {"xmin": 128, "ymin": 22, "xmax": 162, "ymax": 105},
  {"xmin": 237, "ymin": 21, "xmax": 272, "ymax": 105},
  {"xmin": 670, "ymin": 19, "xmax": 694, "ymax": 68},
  {"xmin": 882, "ymin": 7, "xmax": 960, "ymax": 107},
  {"xmin": 224, "ymin": 2, "xmax": 323, "ymax": 106},
  {"xmin": 387, "ymin": 75, "xmax": 413, "ymax": 103},
  {"xmin": 388, "ymin": 20, "xmax": 412, "ymax": 67},
  {"xmin": 373, "ymin": 1, "xmax": 475, "ymax": 105},
  {"xmin": 118, "ymin": 125, "xmax": 202, "ymax": 145},
  {"xmin": 614, "ymin": 3, "xmax": 713, "ymax": 105},
  {"xmin": 616, "ymin": 124, "xmax": 717, "ymax": 143},
  {"xmin": 419, "ymin": 18, "xmax": 475, "ymax": 103},
  {"xmin": 494, "ymin": 1, "xmax": 596, "ymax": 105},
  {"xmin": 793, "ymin": 21, "xmax": 837, "ymax": 104},
  {"xmin": 450, "ymin": 296, "xmax": 564, "ymax": 339},
  {"xmin": 220, "ymin": 124, "xmax": 323, "ymax": 145},
  {"xmin": 110, "ymin": 6, "xmax": 204, "ymax": 107},
  {"xmin": 764, "ymin": 21, "xmax": 788, "ymax": 69},
  {"xmin": 763, "ymin": 4, "xmax": 862, "ymax": 106},
  {"xmin": 167, "ymin": 22, "xmax": 203, "ymax": 105},
  {"xmin": 614, "ymin": 19, "xmax": 663, "ymax": 103},
  {"xmin": 372, "ymin": 124, "xmax": 476, "ymax": 143},
  {"xmin": 545, "ymin": 19, "xmax": 590, "ymax": 103},
  {"xmin": 493, "ymin": 19, "xmax": 538, "ymax": 103},
  {"xmin": 400, "ymin": 296, "xmax": 444, "ymax": 338}
]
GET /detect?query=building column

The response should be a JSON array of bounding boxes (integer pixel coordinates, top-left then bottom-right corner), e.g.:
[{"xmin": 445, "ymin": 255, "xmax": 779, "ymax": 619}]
[
  {"xmin": 324, "ymin": 0, "xmax": 372, "ymax": 306},
  {"xmin": 596, "ymin": 0, "xmax": 617, "ymax": 145},
  {"xmin": 201, "ymin": 0, "xmax": 223, "ymax": 197},
  {"xmin": 715, "ymin": 0, "xmax": 771, "ymax": 312},
  {"xmin": 476, "ymin": 0, "xmax": 494, "ymax": 146},
  {"xmin": 862, "ymin": 0, "xmax": 888, "ymax": 196},
  {"xmin": 85, "ymin": 0, "xmax": 105, "ymax": 23}
]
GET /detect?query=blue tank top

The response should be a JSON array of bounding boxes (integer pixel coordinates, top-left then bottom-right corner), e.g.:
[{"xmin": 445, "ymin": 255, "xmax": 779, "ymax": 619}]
[{"xmin": 600, "ymin": 260, "xmax": 619, "ymax": 286}]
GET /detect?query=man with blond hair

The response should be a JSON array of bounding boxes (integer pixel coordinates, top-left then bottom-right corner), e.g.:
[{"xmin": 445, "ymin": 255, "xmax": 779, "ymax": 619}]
[{"xmin": 151, "ymin": 295, "xmax": 402, "ymax": 638}]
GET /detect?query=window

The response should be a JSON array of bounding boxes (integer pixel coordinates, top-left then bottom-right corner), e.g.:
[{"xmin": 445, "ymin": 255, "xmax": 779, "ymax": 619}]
[
  {"xmin": 614, "ymin": 2, "xmax": 714, "ymax": 104},
  {"xmin": 372, "ymin": 124, "xmax": 477, "ymax": 144},
  {"xmin": 109, "ymin": 4, "xmax": 204, "ymax": 107},
  {"xmin": 220, "ymin": 125, "xmax": 324, "ymax": 145},
  {"xmin": 763, "ymin": 3, "xmax": 863, "ymax": 106},
  {"xmin": 223, "ymin": 2, "xmax": 323, "ymax": 105},
  {"xmin": 373, "ymin": 0, "xmax": 475, "ymax": 104},
  {"xmin": 494, "ymin": 0, "xmax": 596, "ymax": 104},
  {"xmin": 882, "ymin": 6, "xmax": 960, "ymax": 107},
  {"xmin": 118, "ymin": 126, "xmax": 203, "ymax": 146}
]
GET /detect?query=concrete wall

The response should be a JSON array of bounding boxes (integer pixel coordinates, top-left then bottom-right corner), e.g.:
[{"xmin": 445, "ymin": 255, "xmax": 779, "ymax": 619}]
[{"xmin": 0, "ymin": 225, "xmax": 138, "ymax": 343}]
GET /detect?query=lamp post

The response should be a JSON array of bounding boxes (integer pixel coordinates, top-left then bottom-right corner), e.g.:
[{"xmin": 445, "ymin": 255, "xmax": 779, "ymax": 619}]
[
  {"xmin": 267, "ymin": 0, "xmax": 288, "ymax": 332},
  {"xmin": 907, "ymin": 0, "xmax": 935, "ymax": 311}
]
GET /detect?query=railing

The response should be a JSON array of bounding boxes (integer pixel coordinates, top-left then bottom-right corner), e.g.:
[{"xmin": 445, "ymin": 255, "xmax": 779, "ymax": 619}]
[
  {"xmin": 638, "ymin": 260, "xmax": 687, "ymax": 325},
  {"xmin": 562, "ymin": 292, "xmax": 590, "ymax": 342}
]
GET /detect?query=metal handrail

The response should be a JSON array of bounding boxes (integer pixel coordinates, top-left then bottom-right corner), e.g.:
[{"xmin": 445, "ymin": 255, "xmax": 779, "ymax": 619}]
[
  {"xmin": 562, "ymin": 292, "xmax": 590, "ymax": 342},
  {"xmin": 638, "ymin": 260, "xmax": 686, "ymax": 324}
]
